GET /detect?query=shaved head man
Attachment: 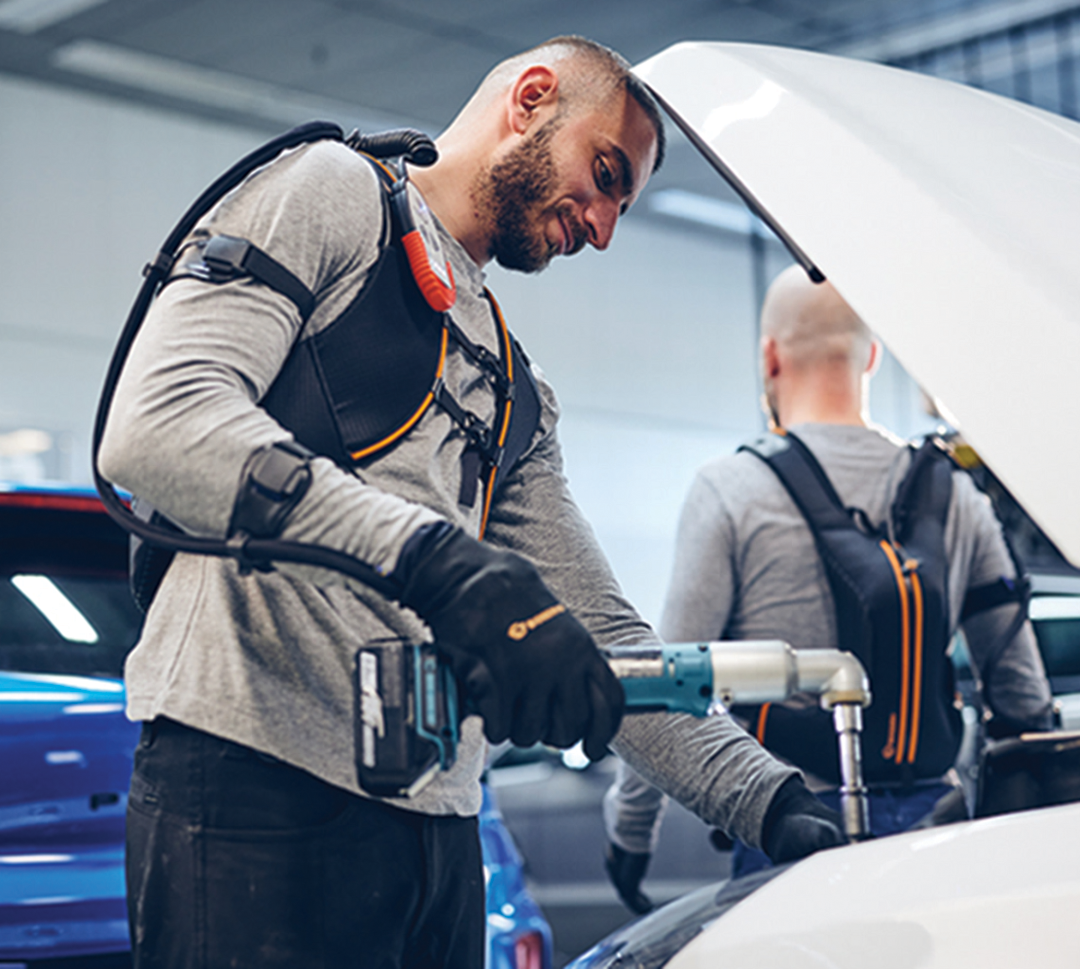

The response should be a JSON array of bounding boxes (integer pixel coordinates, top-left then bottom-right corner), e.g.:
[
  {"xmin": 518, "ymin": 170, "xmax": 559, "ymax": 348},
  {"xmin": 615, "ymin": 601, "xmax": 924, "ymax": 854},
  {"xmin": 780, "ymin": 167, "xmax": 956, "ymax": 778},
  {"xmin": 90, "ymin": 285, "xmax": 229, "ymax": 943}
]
[
  {"xmin": 760, "ymin": 265, "xmax": 878, "ymax": 429},
  {"xmin": 604, "ymin": 266, "xmax": 1051, "ymax": 907}
]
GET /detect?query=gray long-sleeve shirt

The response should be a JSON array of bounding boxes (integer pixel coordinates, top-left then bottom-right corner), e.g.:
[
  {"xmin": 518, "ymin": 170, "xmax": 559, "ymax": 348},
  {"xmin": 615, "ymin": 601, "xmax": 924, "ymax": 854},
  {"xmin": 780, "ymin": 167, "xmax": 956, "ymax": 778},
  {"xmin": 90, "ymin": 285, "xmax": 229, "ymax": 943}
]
[
  {"xmin": 99, "ymin": 139, "xmax": 794, "ymax": 843},
  {"xmin": 605, "ymin": 422, "xmax": 1053, "ymax": 853}
]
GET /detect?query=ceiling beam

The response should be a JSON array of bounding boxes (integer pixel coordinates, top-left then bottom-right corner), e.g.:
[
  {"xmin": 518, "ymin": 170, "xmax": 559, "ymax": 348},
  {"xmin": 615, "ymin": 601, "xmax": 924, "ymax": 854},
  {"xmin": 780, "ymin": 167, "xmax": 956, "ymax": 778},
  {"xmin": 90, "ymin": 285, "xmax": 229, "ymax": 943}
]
[{"xmin": 837, "ymin": 0, "xmax": 1080, "ymax": 61}]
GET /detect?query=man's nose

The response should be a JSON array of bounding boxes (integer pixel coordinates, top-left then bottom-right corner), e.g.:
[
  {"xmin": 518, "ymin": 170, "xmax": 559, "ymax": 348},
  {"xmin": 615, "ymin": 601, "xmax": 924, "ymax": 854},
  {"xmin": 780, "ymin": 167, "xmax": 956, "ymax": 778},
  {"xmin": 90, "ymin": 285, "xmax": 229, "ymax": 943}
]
[{"xmin": 585, "ymin": 198, "xmax": 620, "ymax": 251}]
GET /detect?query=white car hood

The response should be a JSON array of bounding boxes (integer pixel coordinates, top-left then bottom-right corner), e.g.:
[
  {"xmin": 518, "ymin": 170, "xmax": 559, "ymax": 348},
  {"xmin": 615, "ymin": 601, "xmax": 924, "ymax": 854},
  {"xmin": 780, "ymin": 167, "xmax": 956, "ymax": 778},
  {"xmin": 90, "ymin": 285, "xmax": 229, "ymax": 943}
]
[
  {"xmin": 635, "ymin": 42, "xmax": 1080, "ymax": 566},
  {"xmin": 661, "ymin": 800, "xmax": 1080, "ymax": 969}
]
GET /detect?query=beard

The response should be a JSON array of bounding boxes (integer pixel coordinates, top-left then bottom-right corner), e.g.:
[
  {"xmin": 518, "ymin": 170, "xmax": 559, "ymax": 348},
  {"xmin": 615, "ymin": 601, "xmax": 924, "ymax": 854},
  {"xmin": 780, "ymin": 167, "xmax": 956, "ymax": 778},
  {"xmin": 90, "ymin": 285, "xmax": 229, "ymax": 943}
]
[{"xmin": 476, "ymin": 116, "xmax": 587, "ymax": 273}]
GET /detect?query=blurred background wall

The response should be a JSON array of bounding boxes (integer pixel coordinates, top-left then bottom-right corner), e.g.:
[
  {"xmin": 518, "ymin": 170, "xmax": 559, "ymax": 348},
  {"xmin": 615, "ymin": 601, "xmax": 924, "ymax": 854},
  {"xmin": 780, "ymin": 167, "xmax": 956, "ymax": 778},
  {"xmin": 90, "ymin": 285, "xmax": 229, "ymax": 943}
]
[
  {"xmin": 0, "ymin": 68, "xmax": 938, "ymax": 623},
  {"xmin": 2, "ymin": 0, "xmax": 1075, "ymax": 622}
]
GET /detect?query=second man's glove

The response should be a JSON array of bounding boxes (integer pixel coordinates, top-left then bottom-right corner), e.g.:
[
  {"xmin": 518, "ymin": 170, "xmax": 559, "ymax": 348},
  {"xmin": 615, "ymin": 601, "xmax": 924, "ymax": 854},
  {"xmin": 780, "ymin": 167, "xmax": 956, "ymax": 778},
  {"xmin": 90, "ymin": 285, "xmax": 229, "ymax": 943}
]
[
  {"xmin": 761, "ymin": 776, "xmax": 847, "ymax": 865},
  {"xmin": 394, "ymin": 524, "xmax": 624, "ymax": 760},
  {"xmin": 604, "ymin": 842, "xmax": 653, "ymax": 915}
]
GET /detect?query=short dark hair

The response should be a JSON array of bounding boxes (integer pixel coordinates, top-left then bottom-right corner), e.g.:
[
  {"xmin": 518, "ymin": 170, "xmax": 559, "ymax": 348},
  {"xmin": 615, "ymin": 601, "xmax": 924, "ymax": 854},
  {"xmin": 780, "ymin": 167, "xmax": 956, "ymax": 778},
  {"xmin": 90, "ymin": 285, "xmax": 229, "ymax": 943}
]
[
  {"xmin": 624, "ymin": 71, "xmax": 666, "ymax": 173},
  {"xmin": 507, "ymin": 35, "xmax": 666, "ymax": 172}
]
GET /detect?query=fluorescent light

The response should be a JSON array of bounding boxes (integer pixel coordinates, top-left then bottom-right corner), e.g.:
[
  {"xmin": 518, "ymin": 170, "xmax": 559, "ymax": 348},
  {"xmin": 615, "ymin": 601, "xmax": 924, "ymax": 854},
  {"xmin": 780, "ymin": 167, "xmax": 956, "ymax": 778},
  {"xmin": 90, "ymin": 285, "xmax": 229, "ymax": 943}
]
[
  {"xmin": 51, "ymin": 39, "xmax": 415, "ymax": 133},
  {"xmin": 37, "ymin": 672, "xmax": 122, "ymax": 692},
  {"xmin": 649, "ymin": 188, "xmax": 767, "ymax": 236},
  {"xmin": 0, "ymin": 854, "xmax": 74, "ymax": 864},
  {"xmin": 1030, "ymin": 596, "xmax": 1080, "ymax": 621},
  {"xmin": 0, "ymin": 691, "xmax": 86, "ymax": 701},
  {"xmin": 63, "ymin": 703, "xmax": 125, "ymax": 714},
  {"xmin": 838, "ymin": 0, "xmax": 1080, "ymax": 62},
  {"xmin": 0, "ymin": 0, "xmax": 108, "ymax": 33},
  {"xmin": 11, "ymin": 574, "xmax": 98, "ymax": 643},
  {"xmin": 0, "ymin": 428, "xmax": 51, "ymax": 456}
]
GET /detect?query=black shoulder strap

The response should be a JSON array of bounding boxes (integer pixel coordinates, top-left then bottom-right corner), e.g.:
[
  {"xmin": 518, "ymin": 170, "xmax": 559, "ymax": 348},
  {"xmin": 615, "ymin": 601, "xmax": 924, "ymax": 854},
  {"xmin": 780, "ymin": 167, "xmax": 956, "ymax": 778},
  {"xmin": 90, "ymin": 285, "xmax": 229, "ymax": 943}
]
[
  {"xmin": 496, "ymin": 335, "xmax": 542, "ymax": 495},
  {"xmin": 178, "ymin": 234, "xmax": 316, "ymax": 320},
  {"xmin": 742, "ymin": 429, "xmax": 965, "ymax": 784},
  {"xmin": 740, "ymin": 430, "xmax": 858, "ymax": 536},
  {"xmin": 104, "ymin": 122, "xmax": 450, "ymax": 612},
  {"xmin": 170, "ymin": 149, "xmax": 407, "ymax": 323},
  {"xmin": 740, "ymin": 431, "xmax": 887, "ymax": 650},
  {"xmin": 890, "ymin": 436, "xmax": 951, "ymax": 541}
]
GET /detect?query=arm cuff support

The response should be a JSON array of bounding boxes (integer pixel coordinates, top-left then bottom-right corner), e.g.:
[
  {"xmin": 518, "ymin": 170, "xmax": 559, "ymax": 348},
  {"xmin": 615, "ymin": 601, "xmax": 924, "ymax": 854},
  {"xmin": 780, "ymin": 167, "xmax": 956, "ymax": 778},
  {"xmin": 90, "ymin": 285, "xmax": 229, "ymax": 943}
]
[{"xmin": 229, "ymin": 440, "xmax": 316, "ymax": 540}]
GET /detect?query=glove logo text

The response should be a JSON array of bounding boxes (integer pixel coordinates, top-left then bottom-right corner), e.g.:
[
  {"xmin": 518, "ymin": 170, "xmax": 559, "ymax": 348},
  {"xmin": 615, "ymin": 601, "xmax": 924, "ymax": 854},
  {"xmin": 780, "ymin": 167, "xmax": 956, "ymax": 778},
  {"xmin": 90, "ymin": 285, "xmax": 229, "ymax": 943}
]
[{"xmin": 507, "ymin": 603, "xmax": 566, "ymax": 641}]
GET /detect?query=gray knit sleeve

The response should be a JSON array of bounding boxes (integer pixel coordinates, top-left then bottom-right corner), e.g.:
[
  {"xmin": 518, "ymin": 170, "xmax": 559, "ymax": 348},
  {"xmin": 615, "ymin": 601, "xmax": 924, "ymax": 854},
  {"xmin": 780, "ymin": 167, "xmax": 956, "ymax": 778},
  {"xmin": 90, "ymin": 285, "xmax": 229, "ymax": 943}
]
[
  {"xmin": 659, "ymin": 468, "xmax": 739, "ymax": 643},
  {"xmin": 952, "ymin": 474, "xmax": 1053, "ymax": 729},
  {"xmin": 98, "ymin": 141, "xmax": 441, "ymax": 580},
  {"xmin": 483, "ymin": 387, "xmax": 796, "ymax": 848}
]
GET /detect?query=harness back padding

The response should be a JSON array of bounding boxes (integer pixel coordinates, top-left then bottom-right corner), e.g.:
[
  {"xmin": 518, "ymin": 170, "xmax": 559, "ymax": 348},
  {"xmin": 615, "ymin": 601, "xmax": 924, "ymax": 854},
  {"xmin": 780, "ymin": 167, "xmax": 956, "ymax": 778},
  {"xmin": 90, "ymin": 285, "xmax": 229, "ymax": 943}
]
[
  {"xmin": 129, "ymin": 143, "xmax": 542, "ymax": 610},
  {"xmin": 739, "ymin": 432, "xmax": 961, "ymax": 786},
  {"xmin": 261, "ymin": 222, "xmax": 445, "ymax": 467}
]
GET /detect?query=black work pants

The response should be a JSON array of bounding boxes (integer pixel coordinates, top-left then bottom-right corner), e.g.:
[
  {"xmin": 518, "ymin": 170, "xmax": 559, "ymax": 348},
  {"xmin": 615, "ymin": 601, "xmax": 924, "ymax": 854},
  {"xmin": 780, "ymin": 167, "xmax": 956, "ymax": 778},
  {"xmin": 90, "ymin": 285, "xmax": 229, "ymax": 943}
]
[{"xmin": 125, "ymin": 718, "xmax": 484, "ymax": 969}]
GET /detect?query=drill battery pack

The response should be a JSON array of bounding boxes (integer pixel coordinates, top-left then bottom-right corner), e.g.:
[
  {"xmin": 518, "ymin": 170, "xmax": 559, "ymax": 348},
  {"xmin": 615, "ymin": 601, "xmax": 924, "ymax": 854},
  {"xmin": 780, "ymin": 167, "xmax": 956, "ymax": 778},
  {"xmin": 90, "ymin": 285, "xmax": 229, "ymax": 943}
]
[{"xmin": 354, "ymin": 639, "xmax": 460, "ymax": 798}]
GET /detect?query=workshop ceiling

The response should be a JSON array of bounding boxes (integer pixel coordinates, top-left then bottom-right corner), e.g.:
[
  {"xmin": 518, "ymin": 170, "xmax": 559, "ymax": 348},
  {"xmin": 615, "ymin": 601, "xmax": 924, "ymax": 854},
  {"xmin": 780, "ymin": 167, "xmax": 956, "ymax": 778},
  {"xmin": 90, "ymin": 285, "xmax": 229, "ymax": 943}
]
[
  {"xmin": 0, "ymin": 0, "xmax": 1069, "ymax": 211},
  {"xmin": 0, "ymin": 0, "xmax": 972, "ymax": 127}
]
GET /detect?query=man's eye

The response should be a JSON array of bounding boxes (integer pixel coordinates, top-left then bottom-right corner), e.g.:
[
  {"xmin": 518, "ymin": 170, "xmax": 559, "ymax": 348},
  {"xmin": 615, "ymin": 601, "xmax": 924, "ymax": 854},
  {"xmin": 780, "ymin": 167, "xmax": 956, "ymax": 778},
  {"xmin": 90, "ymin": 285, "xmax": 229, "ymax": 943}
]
[{"xmin": 596, "ymin": 158, "xmax": 615, "ymax": 191}]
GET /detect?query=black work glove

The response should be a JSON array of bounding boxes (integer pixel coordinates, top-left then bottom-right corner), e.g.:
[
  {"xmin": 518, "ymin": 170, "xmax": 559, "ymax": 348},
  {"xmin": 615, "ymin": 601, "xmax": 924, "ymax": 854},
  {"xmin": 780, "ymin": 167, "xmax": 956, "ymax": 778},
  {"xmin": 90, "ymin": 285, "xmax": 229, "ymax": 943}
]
[
  {"xmin": 761, "ymin": 776, "xmax": 847, "ymax": 865},
  {"xmin": 395, "ymin": 524, "xmax": 624, "ymax": 760},
  {"xmin": 604, "ymin": 843, "xmax": 653, "ymax": 915},
  {"xmin": 708, "ymin": 828, "xmax": 734, "ymax": 852}
]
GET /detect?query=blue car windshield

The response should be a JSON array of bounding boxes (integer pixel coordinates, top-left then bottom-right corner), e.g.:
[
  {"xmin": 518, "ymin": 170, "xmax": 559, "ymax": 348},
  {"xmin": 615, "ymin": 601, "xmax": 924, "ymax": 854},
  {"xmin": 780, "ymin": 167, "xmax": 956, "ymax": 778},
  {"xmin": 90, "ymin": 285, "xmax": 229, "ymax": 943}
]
[
  {"xmin": 0, "ymin": 575, "xmax": 143, "ymax": 679},
  {"xmin": 0, "ymin": 498, "xmax": 144, "ymax": 679}
]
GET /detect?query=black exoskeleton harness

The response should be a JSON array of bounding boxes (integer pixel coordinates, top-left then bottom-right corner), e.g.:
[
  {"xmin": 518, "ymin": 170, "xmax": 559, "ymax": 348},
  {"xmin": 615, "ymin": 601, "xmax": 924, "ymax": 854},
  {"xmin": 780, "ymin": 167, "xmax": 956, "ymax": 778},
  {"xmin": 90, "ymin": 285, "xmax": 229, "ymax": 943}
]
[
  {"xmin": 178, "ymin": 153, "xmax": 540, "ymax": 529},
  {"xmin": 93, "ymin": 121, "xmax": 541, "ymax": 611},
  {"xmin": 737, "ymin": 430, "xmax": 1026, "ymax": 787}
]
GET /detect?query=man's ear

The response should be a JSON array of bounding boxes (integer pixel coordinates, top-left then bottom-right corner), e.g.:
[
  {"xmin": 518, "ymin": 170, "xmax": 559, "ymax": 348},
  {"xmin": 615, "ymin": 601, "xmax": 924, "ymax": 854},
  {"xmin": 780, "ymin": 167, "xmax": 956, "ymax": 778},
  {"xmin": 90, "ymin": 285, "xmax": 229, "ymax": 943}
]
[
  {"xmin": 508, "ymin": 65, "xmax": 560, "ymax": 134},
  {"xmin": 762, "ymin": 336, "xmax": 781, "ymax": 379},
  {"xmin": 866, "ymin": 338, "xmax": 882, "ymax": 377}
]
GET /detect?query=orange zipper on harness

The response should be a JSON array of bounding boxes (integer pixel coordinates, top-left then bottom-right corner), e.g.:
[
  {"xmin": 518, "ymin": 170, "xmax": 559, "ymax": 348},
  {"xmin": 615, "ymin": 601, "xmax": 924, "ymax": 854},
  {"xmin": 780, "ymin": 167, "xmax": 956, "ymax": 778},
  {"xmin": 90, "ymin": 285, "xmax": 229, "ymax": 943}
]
[
  {"xmin": 478, "ymin": 289, "xmax": 514, "ymax": 540},
  {"xmin": 907, "ymin": 566, "xmax": 925, "ymax": 764},
  {"xmin": 755, "ymin": 703, "xmax": 772, "ymax": 745},
  {"xmin": 401, "ymin": 231, "xmax": 456, "ymax": 312},
  {"xmin": 880, "ymin": 540, "xmax": 912, "ymax": 765}
]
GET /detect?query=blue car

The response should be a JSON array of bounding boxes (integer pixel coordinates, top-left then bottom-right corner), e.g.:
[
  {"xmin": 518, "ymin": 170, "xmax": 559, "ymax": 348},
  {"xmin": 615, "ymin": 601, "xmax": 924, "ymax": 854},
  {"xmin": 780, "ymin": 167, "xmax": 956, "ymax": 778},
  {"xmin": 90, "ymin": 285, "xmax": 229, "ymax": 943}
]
[
  {"xmin": 0, "ymin": 483, "xmax": 551, "ymax": 968},
  {"xmin": 479, "ymin": 784, "xmax": 553, "ymax": 969}
]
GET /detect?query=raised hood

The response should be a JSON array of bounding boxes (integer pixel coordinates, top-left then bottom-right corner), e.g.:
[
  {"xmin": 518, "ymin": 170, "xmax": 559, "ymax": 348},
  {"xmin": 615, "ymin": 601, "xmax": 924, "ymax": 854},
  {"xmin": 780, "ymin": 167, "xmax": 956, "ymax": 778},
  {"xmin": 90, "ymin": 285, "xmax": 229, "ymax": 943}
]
[{"xmin": 635, "ymin": 42, "xmax": 1080, "ymax": 567}]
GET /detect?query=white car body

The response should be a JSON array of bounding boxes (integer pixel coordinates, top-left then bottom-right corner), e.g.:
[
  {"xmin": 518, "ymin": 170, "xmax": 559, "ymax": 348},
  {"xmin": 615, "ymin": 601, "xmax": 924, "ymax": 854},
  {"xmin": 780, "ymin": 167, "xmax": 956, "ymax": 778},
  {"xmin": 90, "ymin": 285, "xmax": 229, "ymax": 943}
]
[
  {"xmin": 636, "ymin": 41, "xmax": 1080, "ymax": 568},
  {"xmin": 665, "ymin": 800, "xmax": 1080, "ymax": 968},
  {"xmin": 618, "ymin": 40, "xmax": 1080, "ymax": 968}
]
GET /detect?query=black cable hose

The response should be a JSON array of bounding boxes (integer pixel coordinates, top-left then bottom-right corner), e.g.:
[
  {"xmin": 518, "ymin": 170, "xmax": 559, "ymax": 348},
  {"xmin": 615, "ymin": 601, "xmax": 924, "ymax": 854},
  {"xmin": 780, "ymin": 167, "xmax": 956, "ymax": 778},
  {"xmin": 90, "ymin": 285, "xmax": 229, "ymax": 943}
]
[
  {"xmin": 91, "ymin": 120, "xmax": 437, "ymax": 603},
  {"xmin": 345, "ymin": 128, "xmax": 437, "ymax": 167}
]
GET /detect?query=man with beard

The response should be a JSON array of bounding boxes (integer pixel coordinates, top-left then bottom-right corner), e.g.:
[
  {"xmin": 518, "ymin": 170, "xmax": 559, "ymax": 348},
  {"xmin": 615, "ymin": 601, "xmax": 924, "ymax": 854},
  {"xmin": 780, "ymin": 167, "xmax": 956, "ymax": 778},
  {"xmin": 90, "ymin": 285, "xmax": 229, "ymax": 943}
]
[{"xmin": 100, "ymin": 37, "xmax": 843, "ymax": 968}]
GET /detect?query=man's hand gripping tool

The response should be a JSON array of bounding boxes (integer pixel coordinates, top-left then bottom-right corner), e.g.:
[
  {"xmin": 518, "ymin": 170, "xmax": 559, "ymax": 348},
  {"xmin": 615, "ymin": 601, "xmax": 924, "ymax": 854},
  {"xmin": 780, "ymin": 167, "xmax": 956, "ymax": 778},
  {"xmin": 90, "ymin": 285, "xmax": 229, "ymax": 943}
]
[{"xmin": 355, "ymin": 640, "xmax": 872, "ymax": 840}]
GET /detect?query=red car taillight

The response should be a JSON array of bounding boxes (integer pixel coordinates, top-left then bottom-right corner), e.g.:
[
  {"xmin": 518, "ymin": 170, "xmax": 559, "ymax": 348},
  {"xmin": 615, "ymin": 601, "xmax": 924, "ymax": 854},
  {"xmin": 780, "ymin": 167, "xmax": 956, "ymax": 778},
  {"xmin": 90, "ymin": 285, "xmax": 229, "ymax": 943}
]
[{"xmin": 514, "ymin": 931, "xmax": 544, "ymax": 969}]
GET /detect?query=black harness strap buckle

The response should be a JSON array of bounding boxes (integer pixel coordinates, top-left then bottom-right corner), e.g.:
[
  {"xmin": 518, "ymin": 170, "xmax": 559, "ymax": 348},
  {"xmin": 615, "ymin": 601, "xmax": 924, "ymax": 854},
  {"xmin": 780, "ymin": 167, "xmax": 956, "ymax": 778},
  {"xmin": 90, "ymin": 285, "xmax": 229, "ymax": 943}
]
[
  {"xmin": 189, "ymin": 235, "xmax": 317, "ymax": 321},
  {"xmin": 202, "ymin": 234, "xmax": 252, "ymax": 275},
  {"xmin": 445, "ymin": 318, "xmax": 510, "ymax": 394}
]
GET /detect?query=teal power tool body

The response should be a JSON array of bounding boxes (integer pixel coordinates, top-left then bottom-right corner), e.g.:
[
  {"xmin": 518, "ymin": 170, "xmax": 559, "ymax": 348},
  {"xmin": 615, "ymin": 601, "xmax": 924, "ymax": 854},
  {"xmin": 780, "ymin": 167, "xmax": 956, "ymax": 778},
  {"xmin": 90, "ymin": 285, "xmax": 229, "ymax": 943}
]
[{"xmin": 355, "ymin": 639, "xmax": 873, "ymax": 839}]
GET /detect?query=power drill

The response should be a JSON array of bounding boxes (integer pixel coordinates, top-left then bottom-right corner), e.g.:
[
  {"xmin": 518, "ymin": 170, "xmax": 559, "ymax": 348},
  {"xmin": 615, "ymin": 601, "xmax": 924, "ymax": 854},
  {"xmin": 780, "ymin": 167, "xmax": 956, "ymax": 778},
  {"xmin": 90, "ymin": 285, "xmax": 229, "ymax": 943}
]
[{"xmin": 354, "ymin": 639, "xmax": 873, "ymax": 839}]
